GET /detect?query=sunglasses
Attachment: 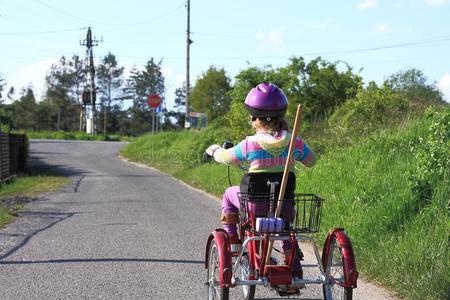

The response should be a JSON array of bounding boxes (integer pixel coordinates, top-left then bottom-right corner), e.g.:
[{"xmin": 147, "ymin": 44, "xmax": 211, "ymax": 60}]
[{"xmin": 251, "ymin": 116, "xmax": 272, "ymax": 122}]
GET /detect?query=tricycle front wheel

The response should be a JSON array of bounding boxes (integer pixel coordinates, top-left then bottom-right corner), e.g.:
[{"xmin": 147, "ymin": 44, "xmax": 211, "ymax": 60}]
[{"xmin": 322, "ymin": 235, "xmax": 353, "ymax": 300}]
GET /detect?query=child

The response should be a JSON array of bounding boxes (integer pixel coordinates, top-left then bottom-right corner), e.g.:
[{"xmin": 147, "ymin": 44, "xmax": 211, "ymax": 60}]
[{"xmin": 206, "ymin": 83, "xmax": 316, "ymax": 276}]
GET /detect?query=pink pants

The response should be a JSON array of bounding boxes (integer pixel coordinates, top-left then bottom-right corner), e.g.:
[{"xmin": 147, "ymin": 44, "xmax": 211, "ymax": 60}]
[{"xmin": 222, "ymin": 185, "xmax": 293, "ymax": 252}]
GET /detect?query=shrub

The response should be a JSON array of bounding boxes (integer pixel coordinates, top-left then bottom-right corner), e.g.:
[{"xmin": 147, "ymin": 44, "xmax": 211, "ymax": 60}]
[
  {"xmin": 385, "ymin": 68, "xmax": 444, "ymax": 104},
  {"xmin": 53, "ymin": 131, "xmax": 74, "ymax": 140},
  {"xmin": 409, "ymin": 108, "xmax": 450, "ymax": 202},
  {"xmin": 329, "ymin": 82, "xmax": 409, "ymax": 137},
  {"xmin": 74, "ymin": 131, "xmax": 93, "ymax": 140},
  {"xmin": 191, "ymin": 117, "xmax": 232, "ymax": 156}
]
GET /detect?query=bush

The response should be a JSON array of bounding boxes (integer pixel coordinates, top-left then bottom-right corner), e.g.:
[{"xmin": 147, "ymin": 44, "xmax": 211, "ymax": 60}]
[
  {"xmin": 103, "ymin": 135, "xmax": 121, "ymax": 141},
  {"xmin": 385, "ymin": 68, "xmax": 444, "ymax": 104},
  {"xmin": 329, "ymin": 82, "xmax": 409, "ymax": 137},
  {"xmin": 53, "ymin": 131, "xmax": 74, "ymax": 140},
  {"xmin": 191, "ymin": 118, "xmax": 231, "ymax": 155},
  {"xmin": 74, "ymin": 131, "xmax": 94, "ymax": 140},
  {"xmin": 409, "ymin": 108, "xmax": 450, "ymax": 202}
]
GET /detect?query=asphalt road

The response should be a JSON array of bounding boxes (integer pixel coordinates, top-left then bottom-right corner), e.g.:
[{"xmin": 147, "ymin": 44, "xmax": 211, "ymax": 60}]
[{"xmin": 0, "ymin": 140, "xmax": 394, "ymax": 300}]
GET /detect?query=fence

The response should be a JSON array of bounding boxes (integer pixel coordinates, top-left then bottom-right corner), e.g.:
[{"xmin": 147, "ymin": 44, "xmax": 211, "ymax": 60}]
[{"xmin": 0, "ymin": 133, "xmax": 27, "ymax": 182}]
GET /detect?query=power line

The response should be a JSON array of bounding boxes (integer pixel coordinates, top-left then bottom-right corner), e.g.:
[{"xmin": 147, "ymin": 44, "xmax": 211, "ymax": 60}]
[
  {"xmin": 34, "ymin": 0, "xmax": 184, "ymax": 26},
  {"xmin": 317, "ymin": 35, "xmax": 450, "ymax": 56},
  {"xmin": 113, "ymin": 33, "xmax": 450, "ymax": 62},
  {"xmin": 165, "ymin": 34, "xmax": 450, "ymax": 61},
  {"xmin": 361, "ymin": 53, "xmax": 450, "ymax": 66},
  {"xmin": 0, "ymin": 27, "xmax": 82, "ymax": 36}
]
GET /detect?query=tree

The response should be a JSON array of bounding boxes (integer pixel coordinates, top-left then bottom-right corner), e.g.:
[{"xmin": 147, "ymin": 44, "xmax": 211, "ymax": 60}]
[
  {"xmin": 226, "ymin": 65, "xmax": 270, "ymax": 139},
  {"xmin": 225, "ymin": 57, "xmax": 362, "ymax": 140},
  {"xmin": 294, "ymin": 57, "xmax": 362, "ymax": 120},
  {"xmin": 10, "ymin": 88, "xmax": 38, "ymax": 130},
  {"xmin": 166, "ymin": 84, "xmax": 187, "ymax": 128},
  {"xmin": 122, "ymin": 59, "xmax": 165, "ymax": 135},
  {"xmin": 190, "ymin": 66, "xmax": 232, "ymax": 121},
  {"xmin": 44, "ymin": 56, "xmax": 85, "ymax": 131},
  {"xmin": 0, "ymin": 75, "xmax": 12, "ymax": 130},
  {"xmin": 7, "ymin": 87, "xmax": 15, "ymax": 101},
  {"xmin": 35, "ymin": 99, "xmax": 55, "ymax": 131},
  {"xmin": 69, "ymin": 55, "xmax": 86, "ymax": 101},
  {"xmin": 106, "ymin": 103, "xmax": 128, "ymax": 134},
  {"xmin": 385, "ymin": 68, "xmax": 443, "ymax": 103},
  {"xmin": 0, "ymin": 73, "xmax": 5, "ymax": 101},
  {"xmin": 96, "ymin": 52, "xmax": 125, "ymax": 134}
]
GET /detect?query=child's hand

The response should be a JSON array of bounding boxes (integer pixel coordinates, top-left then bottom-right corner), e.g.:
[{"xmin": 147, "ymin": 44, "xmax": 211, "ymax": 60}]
[{"xmin": 206, "ymin": 144, "xmax": 221, "ymax": 156}]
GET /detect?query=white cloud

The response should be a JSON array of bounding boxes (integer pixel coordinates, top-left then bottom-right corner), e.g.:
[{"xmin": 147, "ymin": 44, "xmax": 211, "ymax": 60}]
[
  {"xmin": 425, "ymin": 0, "xmax": 450, "ymax": 6},
  {"xmin": 374, "ymin": 23, "xmax": 392, "ymax": 34},
  {"xmin": 438, "ymin": 74, "xmax": 450, "ymax": 102},
  {"xmin": 357, "ymin": 0, "xmax": 378, "ymax": 10},
  {"xmin": 6, "ymin": 57, "xmax": 59, "ymax": 102},
  {"xmin": 255, "ymin": 31, "xmax": 265, "ymax": 40},
  {"xmin": 254, "ymin": 26, "xmax": 287, "ymax": 50}
]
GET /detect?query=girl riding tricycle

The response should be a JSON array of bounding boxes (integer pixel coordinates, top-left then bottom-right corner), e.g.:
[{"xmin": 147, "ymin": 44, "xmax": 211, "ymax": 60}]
[{"xmin": 204, "ymin": 83, "xmax": 358, "ymax": 299}]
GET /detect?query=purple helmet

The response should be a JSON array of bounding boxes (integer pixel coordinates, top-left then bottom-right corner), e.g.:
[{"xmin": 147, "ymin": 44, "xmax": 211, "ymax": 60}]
[{"xmin": 244, "ymin": 83, "xmax": 288, "ymax": 117}]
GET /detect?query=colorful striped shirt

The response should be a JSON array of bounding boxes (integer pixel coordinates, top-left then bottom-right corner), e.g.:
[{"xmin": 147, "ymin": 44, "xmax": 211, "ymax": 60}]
[{"xmin": 213, "ymin": 130, "xmax": 316, "ymax": 173}]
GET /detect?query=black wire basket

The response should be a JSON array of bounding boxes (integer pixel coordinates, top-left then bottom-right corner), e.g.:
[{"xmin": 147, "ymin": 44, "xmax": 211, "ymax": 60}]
[{"xmin": 237, "ymin": 193, "xmax": 324, "ymax": 234}]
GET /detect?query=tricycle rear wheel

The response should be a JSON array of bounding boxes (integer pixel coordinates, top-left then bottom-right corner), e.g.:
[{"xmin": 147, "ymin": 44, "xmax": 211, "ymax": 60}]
[
  {"xmin": 239, "ymin": 254, "xmax": 256, "ymax": 300},
  {"xmin": 207, "ymin": 239, "xmax": 229, "ymax": 300}
]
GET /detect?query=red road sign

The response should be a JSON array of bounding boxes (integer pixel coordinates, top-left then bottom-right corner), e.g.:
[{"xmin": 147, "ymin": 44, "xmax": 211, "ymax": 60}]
[{"xmin": 147, "ymin": 94, "xmax": 161, "ymax": 108}]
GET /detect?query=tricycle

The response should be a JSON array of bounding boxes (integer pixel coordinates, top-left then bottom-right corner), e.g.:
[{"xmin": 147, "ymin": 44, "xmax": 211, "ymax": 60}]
[{"xmin": 204, "ymin": 148, "xmax": 358, "ymax": 299}]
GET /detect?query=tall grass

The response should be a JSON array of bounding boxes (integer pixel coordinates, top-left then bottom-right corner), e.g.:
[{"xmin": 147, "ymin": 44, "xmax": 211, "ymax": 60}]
[
  {"xmin": 121, "ymin": 116, "xmax": 449, "ymax": 299},
  {"xmin": 298, "ymin": 118, "xmax": 448, "ymax": 299}
]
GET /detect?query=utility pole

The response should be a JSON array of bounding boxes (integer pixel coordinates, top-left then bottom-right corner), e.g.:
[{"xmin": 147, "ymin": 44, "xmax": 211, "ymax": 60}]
[
  {"xmin": 80, "ymin": 27, "xmax": 102, "ymax": 135},
  {"xmin": 185, "ymin": 0, "xmax": 193, "ymax": 129},
  {"xmin": 79, "ymin": 110, "xmax": 83, "ymax": 131}
]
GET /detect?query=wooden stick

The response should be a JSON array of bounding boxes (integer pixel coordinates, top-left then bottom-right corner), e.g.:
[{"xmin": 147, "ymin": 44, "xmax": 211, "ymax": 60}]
[{"xmin": 265, "ymin": 104, "xmax": 303, "ymax": 265}]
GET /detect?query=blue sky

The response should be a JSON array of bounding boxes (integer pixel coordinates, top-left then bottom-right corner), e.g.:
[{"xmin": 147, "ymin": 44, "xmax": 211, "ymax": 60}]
[{"xmin": 1, "ymin": 0, "xmax": 450, "ymax": 108}]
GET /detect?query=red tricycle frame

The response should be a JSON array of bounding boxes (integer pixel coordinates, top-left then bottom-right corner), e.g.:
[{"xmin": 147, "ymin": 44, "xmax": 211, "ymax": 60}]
[{"xmin": 205, "ymin": 194, "xmax": 358, "ymax": 300}]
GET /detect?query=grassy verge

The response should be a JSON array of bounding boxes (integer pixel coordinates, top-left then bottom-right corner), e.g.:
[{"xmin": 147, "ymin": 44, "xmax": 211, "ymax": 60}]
[
  {"xmin": 0, "ymin": 172, "xmax": 70, "ymax": 228},
  {"xmin": 25, "ymin": 130, "xmax": 133, "ymax": 142},
  {"xmin": 298, "ymin": 119, "xmax": 449, "ymax": 299},
  {"xmin": 121, "ymin": 117, "xmax": 449, "ymax": 300}
]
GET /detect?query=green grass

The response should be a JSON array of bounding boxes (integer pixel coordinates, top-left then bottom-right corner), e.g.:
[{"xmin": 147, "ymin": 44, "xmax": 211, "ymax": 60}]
[
  {"xmin": 26, "ymin": 130, "xmax": 131, "ymax": 142},
  {"xmin": 0, "ymin": 173, "xmax": 70, "ymax": 228},
  {"xmin": 121, "ymin": 116, "xmax": 449, "ymax": 300},
  {"xmin": 297, "ymin": 119, "xmax": 449, "ymax": 299},
  {"xmin": 0, "ymin": 208, "xmax": 14, "ymax": 228},
  {"xmin": 120, "ymin": 130, "xmax": 243, "ymax": 196}
]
